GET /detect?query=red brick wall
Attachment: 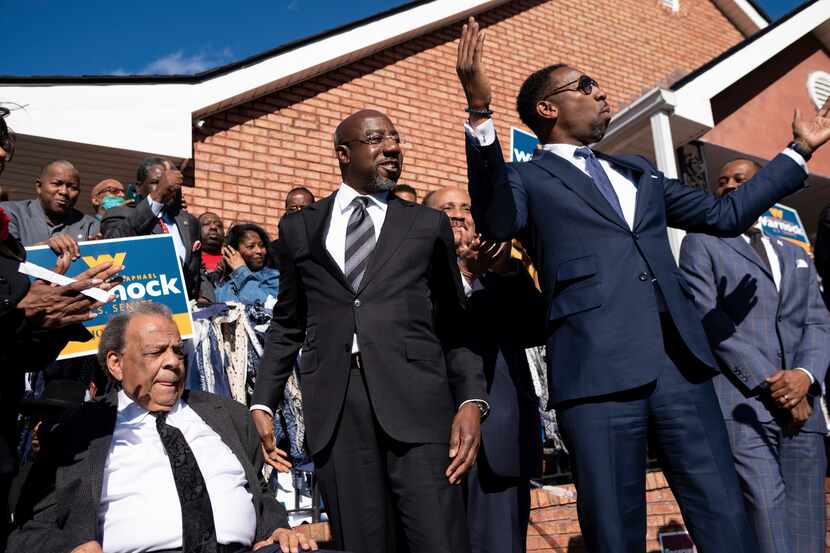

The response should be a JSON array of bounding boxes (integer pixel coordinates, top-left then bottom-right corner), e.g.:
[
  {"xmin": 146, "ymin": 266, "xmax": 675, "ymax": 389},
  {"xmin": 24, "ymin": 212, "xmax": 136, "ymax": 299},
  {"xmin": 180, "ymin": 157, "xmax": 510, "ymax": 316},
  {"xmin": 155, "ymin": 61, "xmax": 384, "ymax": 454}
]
[
  {"xmin": 529, "ymin": 472, "xmax": 830, "ymax": 552},
  {"xmin": 187, "ymin": 0, "xmax": 745, "ymax": 231}
]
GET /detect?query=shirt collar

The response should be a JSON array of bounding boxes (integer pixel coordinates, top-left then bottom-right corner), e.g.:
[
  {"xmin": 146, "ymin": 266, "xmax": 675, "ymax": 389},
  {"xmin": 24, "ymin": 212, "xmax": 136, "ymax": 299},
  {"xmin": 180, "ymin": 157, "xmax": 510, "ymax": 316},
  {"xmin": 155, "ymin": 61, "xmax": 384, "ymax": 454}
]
[
  {"xmin": 117, "ymin": 389, "xmax": 182, "ymax": 424},
  {"xmin": 335, "ymin": 182, "xmax": 389, "ymax": 214},
  {"xmin": 540, "ymin": 143, "xmax": 582, "ymax": 160}
]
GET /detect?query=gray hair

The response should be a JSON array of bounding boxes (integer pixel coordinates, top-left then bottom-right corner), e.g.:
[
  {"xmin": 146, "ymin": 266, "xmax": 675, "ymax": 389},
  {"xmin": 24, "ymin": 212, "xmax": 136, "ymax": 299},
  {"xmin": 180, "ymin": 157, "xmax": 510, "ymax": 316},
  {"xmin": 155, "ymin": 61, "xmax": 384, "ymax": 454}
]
[{"xmin": 97, "ymin": 302, "xmax": 174, "ymax": 373}]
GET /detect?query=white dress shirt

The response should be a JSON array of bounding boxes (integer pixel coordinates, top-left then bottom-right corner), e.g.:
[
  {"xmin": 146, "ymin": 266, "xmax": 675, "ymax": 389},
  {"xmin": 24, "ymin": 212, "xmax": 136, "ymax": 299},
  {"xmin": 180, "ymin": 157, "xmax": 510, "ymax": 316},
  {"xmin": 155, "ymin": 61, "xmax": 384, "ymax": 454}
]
[
  {"xmin": 147, "ymin": 196, "xmax": 187, "ymax": 262},
  {"xmin": 326, "ymin": 183, "xmax": 389, "ymax": 353},
  {"xmin": 742, "ymin": 226, "xmax": 814, "ymax": 383},
  {"xmin": 99, "ymin": 391, "xmax": 257, "ymax": 553}
]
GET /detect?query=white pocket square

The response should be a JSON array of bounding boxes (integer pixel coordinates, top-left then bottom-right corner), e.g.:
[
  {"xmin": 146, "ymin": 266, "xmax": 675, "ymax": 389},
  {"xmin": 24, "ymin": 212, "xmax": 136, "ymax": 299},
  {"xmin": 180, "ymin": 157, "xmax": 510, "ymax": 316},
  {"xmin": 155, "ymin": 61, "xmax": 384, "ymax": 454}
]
[{"xmin": 797, "ymin": 259, "xmax": 809, "ymax": 269}]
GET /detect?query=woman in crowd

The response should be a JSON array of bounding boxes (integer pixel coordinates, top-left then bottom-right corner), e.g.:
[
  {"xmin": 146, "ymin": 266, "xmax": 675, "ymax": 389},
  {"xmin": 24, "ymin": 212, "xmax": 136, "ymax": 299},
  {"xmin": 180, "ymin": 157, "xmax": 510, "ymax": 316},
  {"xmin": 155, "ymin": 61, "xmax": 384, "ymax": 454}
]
[{"xmin": 216, "ymin": 222, "xmax": 279, "ymax": 305}]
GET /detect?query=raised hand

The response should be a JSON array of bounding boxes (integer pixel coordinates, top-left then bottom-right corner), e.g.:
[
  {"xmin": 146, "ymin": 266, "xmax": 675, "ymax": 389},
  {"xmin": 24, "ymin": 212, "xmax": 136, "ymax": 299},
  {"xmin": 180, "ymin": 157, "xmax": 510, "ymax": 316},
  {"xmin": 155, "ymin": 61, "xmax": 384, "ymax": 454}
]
[
  {"xmin": 456, "ymin": 16, "xmax": 492, "ymax": 125},
  {"xmin": 792, "ymin": 97, "xmax": 830, "ymax": 153}
]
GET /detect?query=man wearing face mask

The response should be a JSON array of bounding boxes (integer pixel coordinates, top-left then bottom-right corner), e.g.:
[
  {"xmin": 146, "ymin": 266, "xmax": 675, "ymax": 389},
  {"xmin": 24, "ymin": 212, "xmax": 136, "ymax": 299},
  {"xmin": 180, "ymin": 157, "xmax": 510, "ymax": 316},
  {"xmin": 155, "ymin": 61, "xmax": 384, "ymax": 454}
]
[
  {"xmin": 102, "ymin": 158, "xmax": 202, "ymax": 299},
  {"xmin": 251, "ymin": 109, "xmax": 486, "ymax": 553},
  {"xmin": 90, "ymin": 179, "xmax": 128, "ymax": 219}
]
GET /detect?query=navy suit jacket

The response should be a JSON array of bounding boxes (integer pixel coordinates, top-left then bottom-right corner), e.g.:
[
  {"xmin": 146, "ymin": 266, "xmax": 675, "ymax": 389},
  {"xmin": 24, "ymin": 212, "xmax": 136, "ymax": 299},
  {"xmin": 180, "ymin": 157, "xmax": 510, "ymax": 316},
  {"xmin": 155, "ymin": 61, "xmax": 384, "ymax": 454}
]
[
  {"xmin": 466, "ymin": 132, "xmax": 808, "ymax": 405},
  {"xmin": 467, "ymin": 260, "xmax": 544, "ymax": 479},
  {"xmin": 679, "ymin": 233, "xmax": 830, "ymax": 433}
]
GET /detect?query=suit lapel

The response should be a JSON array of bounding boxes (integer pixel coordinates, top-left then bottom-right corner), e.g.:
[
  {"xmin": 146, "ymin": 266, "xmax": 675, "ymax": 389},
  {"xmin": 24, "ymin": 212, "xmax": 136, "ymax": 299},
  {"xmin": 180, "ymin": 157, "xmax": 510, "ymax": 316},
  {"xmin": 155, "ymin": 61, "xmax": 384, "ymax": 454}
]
[
  {"xmin": 304, "ymin": 195, "xmax": 352, "ymax": 291},
  {"xmin": 603, "ymin": 154, "xmax": 651, "ymax": 231},
  {"xmin": 174, "ymin": 212, "xmax": 194, "ymax": 252},
  {"xmin": 770, "ymin": 238, "xmax": 789, "ymax": 301},
  {"xmin": 720, "ymin": 236, "xmax": 775, "ymax": 283},
  {"xmin": 531, "ymin": 150, "xmax": 628, "ymax": 230},
  {"xmin": 88, "ymin": 393, "xmax": 119, "ymax": 515},
  {"xmin": 357, "ymin": 197, "xmax": 418, "ymax": 294}
]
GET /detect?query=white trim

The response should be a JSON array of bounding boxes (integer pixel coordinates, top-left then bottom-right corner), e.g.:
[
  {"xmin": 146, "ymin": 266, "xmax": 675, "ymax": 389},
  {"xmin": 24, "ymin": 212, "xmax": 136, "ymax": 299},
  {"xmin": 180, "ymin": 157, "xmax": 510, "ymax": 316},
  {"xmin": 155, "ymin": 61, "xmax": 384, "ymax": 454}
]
[
  {"xmin": 732, "ymin": 0, "xmax": 769, "ymax": 29},
  {"xmin": 649, "ymin": 111, "xmax": 685, "ymax": 261}
]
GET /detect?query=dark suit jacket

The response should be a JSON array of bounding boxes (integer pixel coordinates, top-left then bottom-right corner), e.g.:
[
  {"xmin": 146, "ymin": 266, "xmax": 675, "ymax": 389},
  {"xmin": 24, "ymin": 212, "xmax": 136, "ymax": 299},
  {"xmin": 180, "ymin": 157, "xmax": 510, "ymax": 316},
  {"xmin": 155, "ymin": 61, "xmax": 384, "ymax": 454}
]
[
  {"xmin": 813, "ymin": 204, "xmax": 830, "ymax": 308},
  {"xmin": 466, "ymin": 132, "xmax": 808, "ymax": 405},
  {"xmin": 252, "ymin": 193, "xmax": 486, "ymax": 455},
  {"xmin": 468, "ymin": 260, "xmax": 544, "ymax": 479},
  {"xmin": 0, "ymin": 238, "xmax": 90, "ymax": 480},
  {"xmin": 680, "ymin": 233, "xmax": 830, "ymax": 433},
  {"xmin": 8, "ymin": 390, "xmax": 289, "ymax": 553},
  {"xmin": 101, "ymin": 198, "xmax": 202, "ymax": 299}
]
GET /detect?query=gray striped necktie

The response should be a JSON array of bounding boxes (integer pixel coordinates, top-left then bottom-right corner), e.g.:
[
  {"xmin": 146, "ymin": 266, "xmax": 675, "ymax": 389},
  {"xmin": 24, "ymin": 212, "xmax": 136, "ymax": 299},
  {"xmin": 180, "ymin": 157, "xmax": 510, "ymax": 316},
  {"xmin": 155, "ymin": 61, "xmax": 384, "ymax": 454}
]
[{"xmin": 344, "ymin": 196, "xmax": 375, "ymax": 291}]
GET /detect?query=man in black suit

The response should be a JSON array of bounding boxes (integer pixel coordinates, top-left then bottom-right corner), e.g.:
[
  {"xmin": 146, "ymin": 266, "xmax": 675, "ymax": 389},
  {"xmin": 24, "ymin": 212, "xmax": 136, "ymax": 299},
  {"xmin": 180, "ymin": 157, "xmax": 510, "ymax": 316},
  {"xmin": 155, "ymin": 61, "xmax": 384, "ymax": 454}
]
[
  {"xmin": 456, "ymin": 17, "xmax": 830, "ymax": 552},
  {"xmin": 251, "ymin": 109, "xmax": 487, "ymax": 553},
  {"xmin": 426, "ymin": 186, "xmax": 544, "ymax": 553},
  {"xmin": 102, "ymin": 158, "xmax": 202, "ymax": 299},
  {"xmin": 9, "ymin": 302, "xmax": 318, "ymax": 553}
]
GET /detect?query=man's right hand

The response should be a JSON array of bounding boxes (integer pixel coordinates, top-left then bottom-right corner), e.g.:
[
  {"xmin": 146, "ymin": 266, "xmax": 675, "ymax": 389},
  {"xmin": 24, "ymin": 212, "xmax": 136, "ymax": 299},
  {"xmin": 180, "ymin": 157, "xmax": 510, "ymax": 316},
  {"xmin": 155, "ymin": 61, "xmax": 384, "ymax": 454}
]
[
  {"xmin": 17, "ymin": 261, "xmax": 122, "ymax": 329},
  {"xmin": 456, "ymin": 16, "xmax": 492, "ymax": 126},
  {"xmin": 70, "ymin": 541, "xmax": 103, "ymax": 553},
  {"xmin": 47, "ymin": 233, "xmax": 81, "ymax": 261},
  {"xmin": 251, "ymin": 409, "xmax": 293, "ymax": 472},
  {"xmin": 149, "ymin": 165, "xmax": 183, "ymax": 205},
  {"xmin": 792, "ymin": 97, "xmax": 830, "ymax": 154}
]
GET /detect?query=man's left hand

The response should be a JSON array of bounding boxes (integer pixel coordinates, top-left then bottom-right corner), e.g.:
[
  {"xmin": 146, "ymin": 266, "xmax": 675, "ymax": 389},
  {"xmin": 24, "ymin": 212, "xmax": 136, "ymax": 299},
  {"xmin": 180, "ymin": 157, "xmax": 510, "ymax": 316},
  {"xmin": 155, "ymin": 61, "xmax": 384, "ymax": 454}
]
[
  {"xmin": 446, "ymin": 402, "xmax": 481, "ymax": 484},
  {"xmin": 766, "ymin": 369, "xmax": 811, "ymax": 409},
  {"xmin": 253, "ymin": 527, "xmax": 318, "ymax": 552}
]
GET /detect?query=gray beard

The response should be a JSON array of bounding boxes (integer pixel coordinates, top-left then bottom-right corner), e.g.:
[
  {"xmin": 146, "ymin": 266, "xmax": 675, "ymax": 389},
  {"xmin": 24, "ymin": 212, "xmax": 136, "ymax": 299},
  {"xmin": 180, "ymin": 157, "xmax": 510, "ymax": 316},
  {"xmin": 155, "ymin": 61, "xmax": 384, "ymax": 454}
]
[{"xmin": 366, "ymin": 175, "xmax": 396, "ymax": 193}]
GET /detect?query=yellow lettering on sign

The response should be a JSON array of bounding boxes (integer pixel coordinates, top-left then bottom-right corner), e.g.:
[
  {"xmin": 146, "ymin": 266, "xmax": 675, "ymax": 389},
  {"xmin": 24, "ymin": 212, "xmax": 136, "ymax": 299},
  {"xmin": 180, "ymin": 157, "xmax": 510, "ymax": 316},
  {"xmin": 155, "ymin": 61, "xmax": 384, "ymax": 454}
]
[
  {"xmin": 81, "ymin": 252, "xmax": 127, "ymax": 268},
  {"xmin": 769, "ymin": 208, "xmax": 783, "ymax": 219}
]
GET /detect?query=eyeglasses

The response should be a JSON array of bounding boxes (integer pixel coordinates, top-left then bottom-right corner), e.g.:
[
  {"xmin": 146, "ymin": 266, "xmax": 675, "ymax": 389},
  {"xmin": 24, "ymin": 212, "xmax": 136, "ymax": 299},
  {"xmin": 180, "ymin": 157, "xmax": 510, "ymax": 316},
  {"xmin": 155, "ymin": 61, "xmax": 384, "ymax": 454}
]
[
  {"xmin": 97, "ymin": 187, "xmax": 126, "ymax": 197},
  {"xmin": 542, "ymin": 75, "xmax": 599, "ymax": 100},
  {"xmin": 342, "ymin": 133, "xmax": 404, "ymax": 147}
]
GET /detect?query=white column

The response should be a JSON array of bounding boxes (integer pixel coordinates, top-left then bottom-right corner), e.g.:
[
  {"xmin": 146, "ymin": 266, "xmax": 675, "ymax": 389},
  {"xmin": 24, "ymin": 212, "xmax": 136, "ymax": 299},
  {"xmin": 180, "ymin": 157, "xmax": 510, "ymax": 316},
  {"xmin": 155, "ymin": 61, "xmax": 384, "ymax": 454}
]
[{"xmin": 650, "ymin": 110, "xmax": 685, "ymax": 262}]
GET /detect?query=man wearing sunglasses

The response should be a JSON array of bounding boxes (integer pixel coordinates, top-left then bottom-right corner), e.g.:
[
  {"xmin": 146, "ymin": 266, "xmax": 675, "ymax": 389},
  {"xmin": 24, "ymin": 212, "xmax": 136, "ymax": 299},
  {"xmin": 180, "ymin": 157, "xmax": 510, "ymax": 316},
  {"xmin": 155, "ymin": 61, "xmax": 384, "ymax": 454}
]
[{"xmin": 456, "ymin": 17, "xmax": 830, "ymax": 553}]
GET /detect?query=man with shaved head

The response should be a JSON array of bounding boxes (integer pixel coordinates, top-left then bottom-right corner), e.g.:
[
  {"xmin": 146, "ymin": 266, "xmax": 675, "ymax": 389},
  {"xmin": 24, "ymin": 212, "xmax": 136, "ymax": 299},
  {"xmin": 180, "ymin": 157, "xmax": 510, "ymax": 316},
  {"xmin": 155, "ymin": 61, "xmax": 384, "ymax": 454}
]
[
  {"xmin": 457, "ymin": 16, "xmax": 830, "ymax": 553},
  {"xmin": 1, "ymin": 160, "xmax": 99, "ymax": 258},
  {"xmin": 90, "ymin": 178, "xmax": 127, "ymax": 219},
  {"xmin": 252, "ymin": 109, "xmax": 486, "ymax": 553}
]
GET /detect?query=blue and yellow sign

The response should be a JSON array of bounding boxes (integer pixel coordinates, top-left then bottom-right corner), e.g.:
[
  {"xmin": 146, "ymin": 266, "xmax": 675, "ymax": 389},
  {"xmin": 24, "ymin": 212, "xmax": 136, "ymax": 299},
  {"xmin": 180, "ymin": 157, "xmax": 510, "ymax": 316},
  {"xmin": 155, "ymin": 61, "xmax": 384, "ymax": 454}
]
[
  {"xmin": 25, "ymin": 234, "xmax": 193, "ymax": 360},
  {"xmin": 758, "ymin": 203, "xmax": 811, "ymax": 255}
]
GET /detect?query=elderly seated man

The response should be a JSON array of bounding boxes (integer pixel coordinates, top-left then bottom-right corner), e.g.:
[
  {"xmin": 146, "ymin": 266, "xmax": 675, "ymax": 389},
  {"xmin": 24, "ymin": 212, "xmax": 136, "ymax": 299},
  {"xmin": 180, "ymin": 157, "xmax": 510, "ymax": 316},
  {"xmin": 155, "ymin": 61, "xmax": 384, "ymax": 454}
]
[{"xmin": 9, "ymin": 302, "xmax": 319, "ymax": 553}]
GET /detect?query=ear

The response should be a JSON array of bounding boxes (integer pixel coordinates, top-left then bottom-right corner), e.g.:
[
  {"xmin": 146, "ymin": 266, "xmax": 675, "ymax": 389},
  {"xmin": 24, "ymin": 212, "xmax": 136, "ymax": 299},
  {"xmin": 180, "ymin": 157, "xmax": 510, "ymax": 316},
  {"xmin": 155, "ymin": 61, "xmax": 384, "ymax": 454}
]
[
  {"xmin": 107, "ymin": 351, "xmax": 124, "ymax": 383},
  {"xmin": 35, "ymin": 179, "xmax": 42, "ymax": 193},
  {"xmin": 537, "ymin": 100, "xmax": 559, "ymax": 123},
  {"xmin": 335, "ymin": 144, "xmax": 351, "ymax": 166}
]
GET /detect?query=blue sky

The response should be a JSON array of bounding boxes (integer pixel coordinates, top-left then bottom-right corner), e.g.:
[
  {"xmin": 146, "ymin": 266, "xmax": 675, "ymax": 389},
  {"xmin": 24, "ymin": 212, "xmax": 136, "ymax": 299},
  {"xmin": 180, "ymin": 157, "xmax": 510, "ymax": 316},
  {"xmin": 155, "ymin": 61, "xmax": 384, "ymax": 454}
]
[{"xmin": 1, "ymin": 0, "xmax": 806, "ymax": 77}]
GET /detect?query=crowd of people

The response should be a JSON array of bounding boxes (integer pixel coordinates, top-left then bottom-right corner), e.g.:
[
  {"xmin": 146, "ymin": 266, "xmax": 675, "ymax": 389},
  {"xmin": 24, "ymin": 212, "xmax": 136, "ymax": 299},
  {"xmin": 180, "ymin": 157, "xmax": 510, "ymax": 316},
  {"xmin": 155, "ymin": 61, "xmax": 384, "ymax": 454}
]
[{"xmin": 3, "ymin": 14, "xmax": 830, "ymax": 553}]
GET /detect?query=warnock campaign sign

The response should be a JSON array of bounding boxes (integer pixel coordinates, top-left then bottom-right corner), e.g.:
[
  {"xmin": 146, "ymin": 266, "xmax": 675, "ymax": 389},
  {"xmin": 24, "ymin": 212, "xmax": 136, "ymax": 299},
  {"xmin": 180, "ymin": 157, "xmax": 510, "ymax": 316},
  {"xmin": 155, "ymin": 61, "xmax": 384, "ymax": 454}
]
[
  {"xmin": 758, "ymin": 203, "xmax": 811, "ymax": 254},
  {"xmin": 24, "ymin": 234, "xmax": 193, "ymax": 360},
  {"xmin": 510, "ymin": 126, "xmax": 539, "ymax": 162}
]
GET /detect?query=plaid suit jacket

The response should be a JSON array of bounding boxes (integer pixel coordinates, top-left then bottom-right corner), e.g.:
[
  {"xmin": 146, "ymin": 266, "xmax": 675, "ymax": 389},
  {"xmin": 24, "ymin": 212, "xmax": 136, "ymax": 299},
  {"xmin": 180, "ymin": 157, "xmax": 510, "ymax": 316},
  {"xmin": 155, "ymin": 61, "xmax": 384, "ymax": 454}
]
[{"xmin": 679, "ymin": 232, "xmax": 830, "ymax": 433}]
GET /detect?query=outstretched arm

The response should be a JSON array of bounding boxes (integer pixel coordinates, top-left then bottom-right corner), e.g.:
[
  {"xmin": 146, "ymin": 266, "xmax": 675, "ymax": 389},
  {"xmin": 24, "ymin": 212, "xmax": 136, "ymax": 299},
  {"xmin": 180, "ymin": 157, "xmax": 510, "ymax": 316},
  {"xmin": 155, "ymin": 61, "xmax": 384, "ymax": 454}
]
[{"xmin": 457, "ymin": 17, "xmax": 528, "ymax": 241}]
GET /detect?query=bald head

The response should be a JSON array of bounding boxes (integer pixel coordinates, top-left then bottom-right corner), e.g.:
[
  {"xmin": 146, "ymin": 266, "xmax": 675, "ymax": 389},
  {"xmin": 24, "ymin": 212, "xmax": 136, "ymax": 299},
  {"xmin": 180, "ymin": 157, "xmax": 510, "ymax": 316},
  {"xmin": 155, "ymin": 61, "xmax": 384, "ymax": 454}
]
[
  {"xmin": 425, "ymin": 186, "xmax": 473, "ymax": 247},
  {"xmin": 333, "ymin": 109, "xmax": 403, "ymax": 195},
  {"xmin": 36, "ymin": 160, "xmax": 81, "ymax": 220}
]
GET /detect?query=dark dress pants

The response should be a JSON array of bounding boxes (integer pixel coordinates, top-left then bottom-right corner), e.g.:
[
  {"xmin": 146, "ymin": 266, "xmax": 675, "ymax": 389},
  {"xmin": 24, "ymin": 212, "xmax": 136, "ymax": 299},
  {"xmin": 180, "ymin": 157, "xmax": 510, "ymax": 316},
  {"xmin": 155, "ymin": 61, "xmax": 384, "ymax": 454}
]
[
  {"xmin": 725, "ymin": 417, "xmax": 826, "ymax": 553},
  {"xmin": 556, "ymin": 316, "xmax": 757, "ymax": 553},
  {"xmin": 465, "ymin": 457, "xmax": 530, "ymax": 553},
  {"xmin": 313, "ymin": 364, "xmax": 470, "ymax": 553}
]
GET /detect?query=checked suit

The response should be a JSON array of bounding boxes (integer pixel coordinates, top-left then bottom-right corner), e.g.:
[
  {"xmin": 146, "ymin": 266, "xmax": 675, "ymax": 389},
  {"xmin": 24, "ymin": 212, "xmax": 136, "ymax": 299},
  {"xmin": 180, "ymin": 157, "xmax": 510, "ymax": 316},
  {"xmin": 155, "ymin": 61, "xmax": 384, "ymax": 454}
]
[{"xmin": 680, "ymin": 231, "xmax": 830, "ymax": 553}]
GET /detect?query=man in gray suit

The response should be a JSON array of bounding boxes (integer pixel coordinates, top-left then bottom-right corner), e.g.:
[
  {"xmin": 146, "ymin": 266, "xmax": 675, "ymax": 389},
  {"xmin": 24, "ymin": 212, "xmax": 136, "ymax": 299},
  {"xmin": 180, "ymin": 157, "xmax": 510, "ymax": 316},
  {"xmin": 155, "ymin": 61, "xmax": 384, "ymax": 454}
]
[{"xmin": 679, "ymin": 158, "xmax": 830, "ymax": 553}]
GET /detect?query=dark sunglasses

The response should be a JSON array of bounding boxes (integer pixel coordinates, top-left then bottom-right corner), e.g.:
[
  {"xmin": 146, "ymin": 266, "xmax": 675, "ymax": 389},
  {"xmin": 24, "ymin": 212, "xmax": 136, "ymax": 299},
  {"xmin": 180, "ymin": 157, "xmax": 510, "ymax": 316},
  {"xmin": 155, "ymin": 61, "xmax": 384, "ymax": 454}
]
[{"xmin": 542, "ymin": 75, "xmax": 599, "ymax": 100}]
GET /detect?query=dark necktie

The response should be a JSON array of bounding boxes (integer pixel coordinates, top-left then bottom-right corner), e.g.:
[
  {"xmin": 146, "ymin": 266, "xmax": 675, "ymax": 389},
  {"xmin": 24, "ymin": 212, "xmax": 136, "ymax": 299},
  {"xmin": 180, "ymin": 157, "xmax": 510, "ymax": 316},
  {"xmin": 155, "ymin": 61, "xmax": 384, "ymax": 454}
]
[
  {"xmin": 344, "ymin": 196, "xmax": 376, "ymax": 291},
  {"xmin": 574, "ymin": 147, "xmax": 626, "ymax": 223},
  {"xmin": 153, "ymin": 411, "xmax": 218, "ymax": 553},
  {"xmin": 744, "ymin": 227, "xmax": 772, "ymax": 273}
]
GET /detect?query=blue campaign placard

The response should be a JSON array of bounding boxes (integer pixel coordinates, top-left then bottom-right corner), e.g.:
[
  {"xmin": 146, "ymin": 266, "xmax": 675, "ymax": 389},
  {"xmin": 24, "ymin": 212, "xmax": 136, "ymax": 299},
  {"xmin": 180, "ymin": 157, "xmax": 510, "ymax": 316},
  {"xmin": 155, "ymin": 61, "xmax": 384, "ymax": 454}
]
[
  {"xmin": 25, "ymin": 234, "xmax": 193, "ymax": 359},
  {"xmin": 510, "ymin": 126, "xmax": 539, "ymax": 162},
  {"xmin": 758, "ymin": 203, "xmax": 811, "ymax": 254}
]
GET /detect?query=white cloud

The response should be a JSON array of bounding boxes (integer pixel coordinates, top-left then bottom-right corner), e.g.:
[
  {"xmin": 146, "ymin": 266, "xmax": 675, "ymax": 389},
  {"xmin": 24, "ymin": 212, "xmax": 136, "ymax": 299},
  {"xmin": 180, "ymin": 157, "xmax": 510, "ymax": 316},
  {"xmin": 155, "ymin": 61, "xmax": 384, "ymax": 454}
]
[{"xmin": 123, "ymin": 47, "xmax": 235, "ymax": 76}]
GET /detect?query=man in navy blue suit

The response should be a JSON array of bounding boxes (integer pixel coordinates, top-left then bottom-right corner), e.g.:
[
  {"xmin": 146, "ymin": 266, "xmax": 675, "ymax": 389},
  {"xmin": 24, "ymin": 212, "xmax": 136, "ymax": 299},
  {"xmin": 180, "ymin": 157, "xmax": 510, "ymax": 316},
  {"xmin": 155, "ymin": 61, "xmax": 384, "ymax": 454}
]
[
  {"xmin": 680, "ymin": 159, "xmax": 830, "ymax": 553},
  {"xmin": 455, "ymin": 17, "xmax": 830, "ymax": 553}
]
